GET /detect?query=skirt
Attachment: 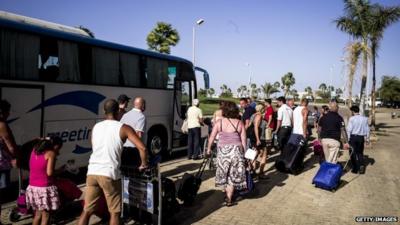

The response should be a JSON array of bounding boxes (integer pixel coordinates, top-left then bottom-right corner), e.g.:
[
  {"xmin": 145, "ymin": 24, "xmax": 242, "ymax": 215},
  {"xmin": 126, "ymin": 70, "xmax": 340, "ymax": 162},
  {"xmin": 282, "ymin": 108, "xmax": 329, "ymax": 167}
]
[
  {"xmin": 26, "ymin": 185, "xmax": 60, "ymax": 211},
  {"xmin": 215, "ymin": 144, "xmax": 247, "ymax": 190}
]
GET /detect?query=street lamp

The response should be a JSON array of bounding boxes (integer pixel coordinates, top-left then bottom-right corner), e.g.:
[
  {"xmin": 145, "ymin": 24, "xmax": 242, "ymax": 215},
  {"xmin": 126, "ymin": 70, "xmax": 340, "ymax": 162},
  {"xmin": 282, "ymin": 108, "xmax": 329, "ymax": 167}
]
[
  {"xmin": 245, "ymin": 62, "xmax": 252, "ymax": 97},
  {"xmin": 192, "ymin": 19, "xmax": 205, "ymax": 66}
]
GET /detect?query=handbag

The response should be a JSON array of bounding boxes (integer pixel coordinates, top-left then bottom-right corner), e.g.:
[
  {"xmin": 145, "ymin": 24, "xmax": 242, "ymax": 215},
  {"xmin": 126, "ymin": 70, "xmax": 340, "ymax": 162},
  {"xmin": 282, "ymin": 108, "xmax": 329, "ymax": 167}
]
[
  {"xmin": 181, "ymin": 119, "xmax": 188, "ymax": 134},
  {"xmin": 244, "ymin": 148, "xmax": 257, "ymax": 160}
]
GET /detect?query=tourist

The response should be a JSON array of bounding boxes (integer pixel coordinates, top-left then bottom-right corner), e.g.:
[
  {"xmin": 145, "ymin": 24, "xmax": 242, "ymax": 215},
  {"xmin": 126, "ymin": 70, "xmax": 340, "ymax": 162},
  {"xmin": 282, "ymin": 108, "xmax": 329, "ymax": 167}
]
[
  {"xmin": 251, "ymin": 104, "xmax": 268, "ymax": 179},
  {"xmin": 116, "ymin": 94, "xmax": 130, "ymax": 121},
  {"xmin": 239, "ymin": 98, "xmax": 255, "ymax": 130},
  {"xmin": 346, "ymin": 105, "xmax": 370, "ymax": 174},
  {"xmin": 186, "ymin": 99, "xmax": 203, "ymax": 160},
  {"xmin": 318, "ymin": 101, "xmax": 348, "ymax": 163},
  {"xmin": 25, "ymin": 137, "xmax": 63, "ymax": 225},
  {"xmin": 120, "ymin": 97, "xmax": 146, "ymax": 139},
  {"xmin": 293, "ymin": 99, "xmax": 309, "ymax": 139},
  {"xmin": 275, "ymin": 96, "xmax": 293, "ymax": 150},
  {"xmin": 78, "ymin": 99, "xmax": 148, "ymax": 225},
  {"xmin": 206, "ymin": 101, "xmax": 247, "ymax": 207},
  {"xmin": 0, "ymin": 100, "xmax": 18, "ymax": 225}
]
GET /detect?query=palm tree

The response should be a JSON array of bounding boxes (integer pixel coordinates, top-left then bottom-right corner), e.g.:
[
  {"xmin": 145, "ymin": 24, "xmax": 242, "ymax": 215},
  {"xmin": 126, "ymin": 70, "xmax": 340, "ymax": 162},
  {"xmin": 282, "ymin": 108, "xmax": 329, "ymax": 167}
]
[
  {"xmin": 220, "ymin": 84, "xmax": 228, "ymax": 93},
  {"xmin": 207, "ymin": 88, "xmax": 215, "ymax": 97},
  {"xmin": 250, "ymin": 83, "xmax": 258, "ymax": 98},
  {"xmin": 281, "ymin": 72, "xmax": 296, "ymax": 97},
  {"xmin": 335, "ymin": 0, "xmax": 373, "ymax": 115},
  {"xmin": 319, "ymin": 83, "xmax": 327, "ymax": 93},
  {"xmin": 345, "ymin": 42, "xmax": 363, "ymax": 107},
  {"xmin": 262, "ymin": 82, "xmax": 280, "ymax": 99},
  {"xmin": 77, "ymin": 25, "xmax": 95, "ymax": 38},
  {"xmin": 369, "ymin": 4, "xmax": 400, "ymax": 128},
  {"xmin": 305, "ymin": 86, "xmax": 313, "ymax": 96},
  {"xmin": 146, "ymin": 22, "xmax": 180, "ymax": 54}
]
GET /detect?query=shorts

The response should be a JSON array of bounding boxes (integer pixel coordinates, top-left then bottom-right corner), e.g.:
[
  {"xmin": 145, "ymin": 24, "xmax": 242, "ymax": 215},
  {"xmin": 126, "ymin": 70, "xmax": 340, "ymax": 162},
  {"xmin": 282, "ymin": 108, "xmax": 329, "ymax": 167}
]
[
  {"xmin": 84, "ymin": 175, "xmax": 121, "ymax": 214},
  {"xmin": 265, "ymin": 128, "xmax": 273, "ymax": 141},
  {"xmin": 0, "ymin": 170, "xmax": 10, "ymax": 190}
]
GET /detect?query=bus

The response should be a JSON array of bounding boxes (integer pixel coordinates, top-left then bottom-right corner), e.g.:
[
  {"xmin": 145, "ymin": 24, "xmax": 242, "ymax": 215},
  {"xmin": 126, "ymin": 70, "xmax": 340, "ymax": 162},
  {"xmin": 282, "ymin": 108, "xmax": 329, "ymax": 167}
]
[{"xmin": 0, "ymin": 11, "xmax": 210, "ymax": 182}]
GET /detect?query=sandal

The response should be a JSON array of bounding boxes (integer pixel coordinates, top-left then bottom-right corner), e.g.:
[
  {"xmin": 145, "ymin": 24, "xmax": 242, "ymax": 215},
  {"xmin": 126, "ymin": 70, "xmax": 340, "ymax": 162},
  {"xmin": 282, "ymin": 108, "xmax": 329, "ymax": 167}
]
[{"xmin": 225, "ymin": 198, "xmax": 234, "ymax": 207}]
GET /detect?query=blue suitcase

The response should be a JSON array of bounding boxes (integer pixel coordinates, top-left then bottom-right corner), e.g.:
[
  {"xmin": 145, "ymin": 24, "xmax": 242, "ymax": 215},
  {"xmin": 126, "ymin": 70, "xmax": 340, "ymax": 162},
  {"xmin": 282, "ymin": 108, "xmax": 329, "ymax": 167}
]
[{"xmin": 312, "ymin": 162, "xmax": 343, "ymax": 191}]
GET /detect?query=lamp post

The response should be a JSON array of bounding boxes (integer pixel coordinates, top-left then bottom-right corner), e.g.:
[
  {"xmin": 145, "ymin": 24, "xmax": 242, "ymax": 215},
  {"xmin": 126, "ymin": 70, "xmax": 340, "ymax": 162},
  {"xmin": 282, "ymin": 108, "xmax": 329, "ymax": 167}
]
[
  {"xmin": 245, "ymin": 62, "xmax": 252, "ymax": 97},
  {"xmin": 192, "ymin": 19, "xmax": 204, "ymax": 66}
]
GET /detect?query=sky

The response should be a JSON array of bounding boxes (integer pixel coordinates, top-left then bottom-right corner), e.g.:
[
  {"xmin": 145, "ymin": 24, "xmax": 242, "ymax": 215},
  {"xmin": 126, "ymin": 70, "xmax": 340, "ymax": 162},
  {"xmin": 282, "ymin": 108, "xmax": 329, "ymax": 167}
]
[{"xmin": 1, "ymin": 0, "xmax": 399, "ymax": 96}]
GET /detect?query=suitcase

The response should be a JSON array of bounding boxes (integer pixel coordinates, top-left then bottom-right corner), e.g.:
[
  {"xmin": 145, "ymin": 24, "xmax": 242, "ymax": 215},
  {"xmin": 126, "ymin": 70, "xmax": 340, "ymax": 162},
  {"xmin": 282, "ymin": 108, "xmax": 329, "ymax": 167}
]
[
  {"xmin": 177, "ymin": 157, "xmax": 209, "ymax": 205},
  {"xmin": 312, "ymin": 140, "xmax": 325, "ymax": 164},
  {"xmin": 312, "ymin": 162, "xmax": 342, "ymax": 190},
  {"xmin": 312, "ymin": 148, "xmax": 353, "ymax": 191},
  {"xmin": 275, "ymin": 134, "xmax": 306, "ymax": 174},
  {"xmin": 238, "ymin": 169, "xmax": 255, "ymax": 196}
]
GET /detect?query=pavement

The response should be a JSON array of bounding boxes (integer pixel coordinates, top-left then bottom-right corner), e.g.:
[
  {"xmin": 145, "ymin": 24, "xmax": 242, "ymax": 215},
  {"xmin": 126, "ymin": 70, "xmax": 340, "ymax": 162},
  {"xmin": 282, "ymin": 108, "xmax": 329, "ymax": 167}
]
[{"xmin": 1, "ymin": 108, "xmax": 399, "ymax": 225}]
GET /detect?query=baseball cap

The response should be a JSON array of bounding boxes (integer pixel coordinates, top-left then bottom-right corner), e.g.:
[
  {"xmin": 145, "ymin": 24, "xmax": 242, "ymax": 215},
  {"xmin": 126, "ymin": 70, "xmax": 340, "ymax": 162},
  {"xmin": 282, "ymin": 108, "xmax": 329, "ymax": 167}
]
[{"xmin": 117, "ymin": 94, "xmax": 130, "ymax": 103}]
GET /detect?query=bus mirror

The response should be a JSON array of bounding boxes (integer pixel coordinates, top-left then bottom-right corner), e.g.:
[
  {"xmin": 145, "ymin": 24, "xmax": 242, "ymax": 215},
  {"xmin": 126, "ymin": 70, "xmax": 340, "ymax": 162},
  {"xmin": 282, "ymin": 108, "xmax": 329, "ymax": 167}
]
[{"xmin": 194, "ymin": 67, "xmax": 210, "ymax": 89}]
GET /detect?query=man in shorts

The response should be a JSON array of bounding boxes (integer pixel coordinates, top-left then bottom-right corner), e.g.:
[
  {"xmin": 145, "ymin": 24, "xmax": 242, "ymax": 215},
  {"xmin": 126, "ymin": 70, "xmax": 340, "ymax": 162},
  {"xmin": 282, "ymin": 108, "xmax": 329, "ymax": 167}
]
[{"xmin": 78, "ymin": 99, "xmax": 148, "ymax": 225}]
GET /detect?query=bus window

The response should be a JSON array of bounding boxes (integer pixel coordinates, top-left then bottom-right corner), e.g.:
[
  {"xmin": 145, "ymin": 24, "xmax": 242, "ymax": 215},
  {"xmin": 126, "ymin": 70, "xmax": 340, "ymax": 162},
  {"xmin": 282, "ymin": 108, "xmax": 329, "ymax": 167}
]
[
  {"xmin": 92, "ymin": 47, "xmax": 119, "ymax": 85},
  {"xmin": 57, "ymin": 40, "xmax": 80, "ymax": 82},
  {"xmin": 120, "ymin": 52, "xmax": 140, "ymax": 87},
  {"xmin": 78, "ymin": 44, "xmax": 92, "ymax": 83},
  {"xmin": 146, "ymin": 57, "xmax": 168, "ymax": 89},
  {"xmin": 0, "ymin": 28, "xmax": 39, "ymax": 80},
  {"xmin": 167, "ymin": 62, "xmax": 179, "ymax": 90},
  {"xmin": 39, "ymin": 37, "xmax": 59, "ymax": 81},
  {"xmin": 181, "ymin": 81, "xmax": 191, "ymax": 117}
]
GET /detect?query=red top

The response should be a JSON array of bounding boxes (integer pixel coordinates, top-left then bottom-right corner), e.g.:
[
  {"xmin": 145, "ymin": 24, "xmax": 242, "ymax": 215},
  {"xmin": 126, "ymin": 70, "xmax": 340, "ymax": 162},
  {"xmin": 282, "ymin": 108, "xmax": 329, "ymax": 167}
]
[
  {"xmin": 264, "ymin": 106, "xmax": 276, "ymax": 129},
  {"xmin": 29, "ymin": 150, "xmax": 53, "ymax": 187}
]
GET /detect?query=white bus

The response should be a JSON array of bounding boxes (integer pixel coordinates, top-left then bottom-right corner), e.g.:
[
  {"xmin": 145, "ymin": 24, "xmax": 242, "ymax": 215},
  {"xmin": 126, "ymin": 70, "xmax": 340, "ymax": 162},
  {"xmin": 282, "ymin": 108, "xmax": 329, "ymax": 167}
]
[{"xmin": 0, "ymin": 11, "xmax": 210, "ymax": 182}]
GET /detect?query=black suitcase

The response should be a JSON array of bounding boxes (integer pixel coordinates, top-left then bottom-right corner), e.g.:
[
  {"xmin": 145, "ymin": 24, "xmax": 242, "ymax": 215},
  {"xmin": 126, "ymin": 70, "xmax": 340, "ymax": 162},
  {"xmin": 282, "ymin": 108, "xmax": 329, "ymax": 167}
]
[
  {"xmin": 177, "ymin": 157, "xmax": 209, "ymax": 205},
  {"xmin": 275, "ymin": 134, "xmax": 306, "ymax": 174}
]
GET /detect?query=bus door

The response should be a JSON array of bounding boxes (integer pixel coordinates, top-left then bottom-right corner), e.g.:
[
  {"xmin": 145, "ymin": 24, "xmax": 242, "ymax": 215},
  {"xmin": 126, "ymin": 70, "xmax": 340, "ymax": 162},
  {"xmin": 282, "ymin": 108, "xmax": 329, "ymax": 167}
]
[
  {"xmin": 172, "ymin": 79, "xmax": 192, "ymax": 148},
  {"xmin": 0, "ymin": 84, "xmax": 44, "ymax": 144}
]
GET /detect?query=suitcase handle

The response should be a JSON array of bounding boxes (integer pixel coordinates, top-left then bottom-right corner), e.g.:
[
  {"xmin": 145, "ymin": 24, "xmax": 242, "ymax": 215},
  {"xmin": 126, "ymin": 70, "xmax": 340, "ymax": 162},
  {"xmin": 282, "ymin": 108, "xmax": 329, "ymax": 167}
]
[{"xmin": 196, "ymin": 157, "xmax": 210, "ymax": 179}]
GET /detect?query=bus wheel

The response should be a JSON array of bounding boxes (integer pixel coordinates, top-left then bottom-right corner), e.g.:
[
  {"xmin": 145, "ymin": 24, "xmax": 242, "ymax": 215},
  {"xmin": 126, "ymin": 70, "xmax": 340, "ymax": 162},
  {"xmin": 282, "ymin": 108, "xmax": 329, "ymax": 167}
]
[{"xmin": 147, "ymin": 131, "xmax": 168, "ymax": 160}]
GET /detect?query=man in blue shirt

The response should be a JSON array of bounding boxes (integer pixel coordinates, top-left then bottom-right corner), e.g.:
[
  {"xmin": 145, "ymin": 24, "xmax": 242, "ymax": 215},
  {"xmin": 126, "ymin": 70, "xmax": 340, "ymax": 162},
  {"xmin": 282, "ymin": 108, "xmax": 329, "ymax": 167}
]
[{"xmin": 346, "ymin": 105, "xmax": 370, "ymax": 174}]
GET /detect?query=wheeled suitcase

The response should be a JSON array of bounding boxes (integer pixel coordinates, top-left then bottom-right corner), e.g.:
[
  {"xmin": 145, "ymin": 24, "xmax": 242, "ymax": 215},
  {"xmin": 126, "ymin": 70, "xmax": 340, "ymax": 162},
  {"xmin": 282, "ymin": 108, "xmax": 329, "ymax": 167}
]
[
  {"xmin": 312, "ymin": 147, "xmax": 354, "ymax": 191},
  {"xmin": 177, "ymin": 157, "xmax": 209, "ymax": 205},
  {"xmin": 312, "ymin": 162, "xmax": 342, "ymax": 190},
  {"xmin": 312, "ymin": 140, "xmax": 325, "ymax": 164},
  {"xmin": 275, "ymin": 134, "xmax": 306, "ymax": 174}
]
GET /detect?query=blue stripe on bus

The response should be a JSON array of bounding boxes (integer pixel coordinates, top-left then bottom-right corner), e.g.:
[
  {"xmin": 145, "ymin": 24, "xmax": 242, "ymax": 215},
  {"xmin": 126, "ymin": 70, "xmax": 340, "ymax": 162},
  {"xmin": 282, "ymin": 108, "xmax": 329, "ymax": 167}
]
[
  {"xmin": 72, "ymin": 144, "xmax": 92, "ymax": 154},
  {"xmin": 28, "ymin": 90, "xmax": 106, "ymax": 115}
]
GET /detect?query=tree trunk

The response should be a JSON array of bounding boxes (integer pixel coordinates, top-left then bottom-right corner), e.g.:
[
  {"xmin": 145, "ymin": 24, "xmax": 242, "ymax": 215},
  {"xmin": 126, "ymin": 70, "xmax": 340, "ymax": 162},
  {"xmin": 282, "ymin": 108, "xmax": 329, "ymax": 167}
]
[
  {"xmin": 359, "ymin": 39, "xmax": 368, "ymax": 116},
  {"xmin": 371, "ymin": 47, "xmax": 376, "ymax": 129}
]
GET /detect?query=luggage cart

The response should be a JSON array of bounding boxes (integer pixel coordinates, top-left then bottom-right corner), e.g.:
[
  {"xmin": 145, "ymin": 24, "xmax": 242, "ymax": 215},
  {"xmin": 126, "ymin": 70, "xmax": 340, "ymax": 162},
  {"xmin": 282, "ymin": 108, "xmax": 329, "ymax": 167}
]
[{"xmin": 121, "ymin": 156, "xmax": 163, "ymax": 225}]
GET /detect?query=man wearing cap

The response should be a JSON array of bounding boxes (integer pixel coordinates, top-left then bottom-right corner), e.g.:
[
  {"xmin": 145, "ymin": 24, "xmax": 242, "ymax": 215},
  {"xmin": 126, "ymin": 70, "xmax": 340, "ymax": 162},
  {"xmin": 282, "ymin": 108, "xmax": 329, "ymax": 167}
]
[
  {"xmin": 116, "ymin": 94, "xmax": 130, "ymax": 121},
  {"xmin": 186, "ymin": 99, "xmax": 203, "ymax": 160}
]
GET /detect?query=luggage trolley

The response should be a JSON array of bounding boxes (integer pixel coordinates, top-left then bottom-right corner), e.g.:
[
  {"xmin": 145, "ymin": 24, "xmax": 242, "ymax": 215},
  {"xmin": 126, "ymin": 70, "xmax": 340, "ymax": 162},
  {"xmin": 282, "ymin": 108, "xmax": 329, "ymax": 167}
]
[{"xmin": 120, "ymin": 155, "xmax": 163, "ymax": 225}]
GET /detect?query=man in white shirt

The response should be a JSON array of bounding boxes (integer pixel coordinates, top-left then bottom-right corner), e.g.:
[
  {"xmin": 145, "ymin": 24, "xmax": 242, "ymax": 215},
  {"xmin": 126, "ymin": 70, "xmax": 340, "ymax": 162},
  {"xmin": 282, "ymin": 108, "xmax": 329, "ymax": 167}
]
[
  {"xmin": 186, "ymin": 99, "xmax": 203, "ymax": 160},
  {"xmin": 78, "ymin": 99, "xmax": 147, "ymax": 225},
  {"xmin": 275, "ymin": 96, "xmax": 293, "ymax": 150},
  {"xmin": 120, "ymin": 97, "xmax": 146, "ymax": 169}
]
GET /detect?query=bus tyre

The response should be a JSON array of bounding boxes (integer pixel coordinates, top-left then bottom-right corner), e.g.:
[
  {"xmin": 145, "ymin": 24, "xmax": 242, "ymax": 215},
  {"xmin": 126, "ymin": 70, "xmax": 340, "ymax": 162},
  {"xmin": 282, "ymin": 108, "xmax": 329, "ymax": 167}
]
[{"xmin": 147, "ymin": 131, "xmax": 168, "ymax": 160}]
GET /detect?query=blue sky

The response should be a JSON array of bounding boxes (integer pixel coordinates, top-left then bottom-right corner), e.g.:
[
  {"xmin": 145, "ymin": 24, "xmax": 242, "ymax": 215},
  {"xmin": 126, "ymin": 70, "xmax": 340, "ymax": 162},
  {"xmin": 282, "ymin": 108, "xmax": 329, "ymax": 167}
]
[{"xmin": 1, "ymin": 0, "xmax": 399, "ymax": 95}]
